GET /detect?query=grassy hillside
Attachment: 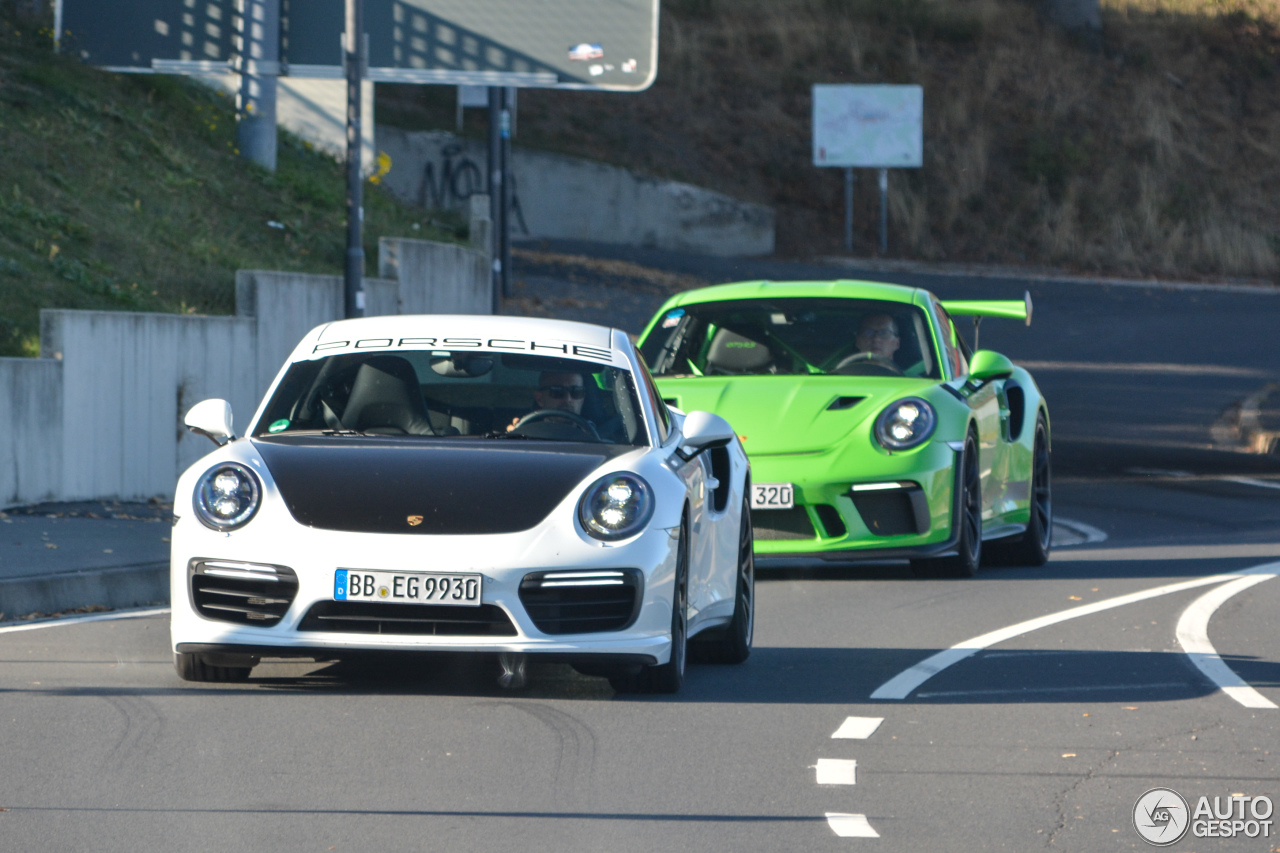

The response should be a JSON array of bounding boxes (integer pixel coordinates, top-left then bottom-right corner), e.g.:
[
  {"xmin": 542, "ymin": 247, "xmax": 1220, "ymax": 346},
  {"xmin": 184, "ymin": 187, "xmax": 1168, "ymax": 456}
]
[
  {"xmin": 381, "ymin": 0, "xmax": 1280, "ymax": 281},
  {"xmin": 0, "ymin": 7, "xmax": 458, "ymax": 359}
]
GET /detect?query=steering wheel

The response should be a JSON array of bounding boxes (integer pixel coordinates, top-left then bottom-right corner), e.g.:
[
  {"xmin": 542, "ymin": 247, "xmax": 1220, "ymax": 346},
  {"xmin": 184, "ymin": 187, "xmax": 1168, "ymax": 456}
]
[
  {"xmin": 831, "ymin": 352, "xmax": 905, "ymax": 377},
  {"xmin": 510, "ymin": 409, "xmax": 601, "ymax": 441}
]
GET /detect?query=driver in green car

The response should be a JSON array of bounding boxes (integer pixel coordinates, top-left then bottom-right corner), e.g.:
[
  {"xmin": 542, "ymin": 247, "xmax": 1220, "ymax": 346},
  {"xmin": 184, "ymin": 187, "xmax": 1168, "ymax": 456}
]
[{"xmin": 856, "ymin": 313, "xmax": 901, "ymax": 362}]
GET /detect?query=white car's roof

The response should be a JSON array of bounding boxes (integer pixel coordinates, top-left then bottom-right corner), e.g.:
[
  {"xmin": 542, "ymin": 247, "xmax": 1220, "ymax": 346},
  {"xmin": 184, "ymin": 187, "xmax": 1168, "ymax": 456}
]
[{"xmin": 286, "ymin": 314, "xmax": 628, "ymax": 367}]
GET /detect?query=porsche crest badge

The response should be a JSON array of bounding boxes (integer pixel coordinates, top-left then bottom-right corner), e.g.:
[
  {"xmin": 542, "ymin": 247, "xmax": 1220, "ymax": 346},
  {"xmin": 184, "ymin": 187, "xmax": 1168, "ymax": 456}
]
[{"xmin": 407, "ymin": 515, "xmax": 423, "ymax": 527}]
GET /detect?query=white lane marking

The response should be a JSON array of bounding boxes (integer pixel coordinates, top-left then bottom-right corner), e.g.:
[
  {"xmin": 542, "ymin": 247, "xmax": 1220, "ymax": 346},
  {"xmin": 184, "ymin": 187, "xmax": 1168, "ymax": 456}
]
[
  {"xmin": 1175, "ymin": 573, "xmax": 1279, "ymax": 710},
  {"xmin": 815, "ymin": 759, "xmax": 857, "ymax": 785},
  {"xmin": 870, "ymin": 563, "xmax": 1280, "ymax": 700},
  {"xmin": 915, "ymin": 681, "xmax": 1190, "ymax": 699},
  {"xmin": 826, "ymin": 813, "xmax": 879, "ymax": 838},
  {"xmin": 1224, "ymin": 476, "xmax": 1280, "ymax": 492},
  {"xmin": 0, "ymin": 607, "xmax": 169, "ymax": 635},
  {"xmin": 831, "ymin": 716, "xmax": 883, "ymax": 739},
  {"xmin": 1052, "ymin": 516, "xmax": 1108, "ymax": 545}
]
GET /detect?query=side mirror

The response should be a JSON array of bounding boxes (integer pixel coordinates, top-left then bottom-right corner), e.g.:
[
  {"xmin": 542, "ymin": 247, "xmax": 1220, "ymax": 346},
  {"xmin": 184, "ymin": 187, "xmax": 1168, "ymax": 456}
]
[
  {"xmin": 677, "ymin": 410, "xmax": 735, "ymax": 460},
  {"xmin": 968, "ymin": 350, "xmax": 1015, "ymax": 382},
  {"xmin": 185, "ymin": 399, "xmax": 236, "ymax": 446}
]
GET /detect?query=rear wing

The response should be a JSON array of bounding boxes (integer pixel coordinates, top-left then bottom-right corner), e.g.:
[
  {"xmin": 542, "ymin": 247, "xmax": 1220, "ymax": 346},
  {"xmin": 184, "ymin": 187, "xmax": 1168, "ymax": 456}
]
[{"xmin": 940, "ymin": 291, "xmax": 1032, "ymax": 326}]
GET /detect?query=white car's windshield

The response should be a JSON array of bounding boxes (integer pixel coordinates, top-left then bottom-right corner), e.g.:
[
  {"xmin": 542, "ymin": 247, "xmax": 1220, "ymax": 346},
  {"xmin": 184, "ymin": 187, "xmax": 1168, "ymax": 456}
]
[
  {"xmin": 253, "ymin": 351, "xmax": 649, "ymax": 446},
  {"xmin": 641, "ymin": 298, "xmax": 940, "ymax": 379}
]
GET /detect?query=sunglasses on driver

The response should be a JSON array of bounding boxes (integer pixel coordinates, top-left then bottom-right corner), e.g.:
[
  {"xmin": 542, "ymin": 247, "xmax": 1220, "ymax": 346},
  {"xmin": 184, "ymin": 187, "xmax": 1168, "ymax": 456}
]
[{"xmin": 538, "ymin": 384, "xmax": 586, "ymax": 400}]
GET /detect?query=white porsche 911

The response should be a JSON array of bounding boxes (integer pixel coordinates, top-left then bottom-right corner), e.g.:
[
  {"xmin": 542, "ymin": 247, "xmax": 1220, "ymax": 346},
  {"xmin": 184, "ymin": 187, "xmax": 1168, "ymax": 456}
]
[{"xmin": 171, "ymin": 315, "xmax": 753, "ymax": 693}]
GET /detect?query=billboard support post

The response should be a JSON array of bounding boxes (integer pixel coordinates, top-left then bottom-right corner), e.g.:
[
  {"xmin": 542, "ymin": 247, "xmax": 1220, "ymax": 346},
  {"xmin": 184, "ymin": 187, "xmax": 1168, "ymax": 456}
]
[
  {"xmin": 500, "ymin": 87, "xmax": 512, "ymax": 299},
  {"xmin": 343, "ymin": 0, "xmax": 365, "ymax": 319},
  {"xmin": 844, "ymin": 168, "xmax": 854, "ymax": 252},
  {"xmin": 236, "ymin": 0, "xmax": 279, "ymax": 172},
  {"xmin": 487, "ymin": 87, "xmax": 502, "ymax": 308},
  {"xmin": 879, "ymin": 168, "xmax": 889, "ymax": 255}
]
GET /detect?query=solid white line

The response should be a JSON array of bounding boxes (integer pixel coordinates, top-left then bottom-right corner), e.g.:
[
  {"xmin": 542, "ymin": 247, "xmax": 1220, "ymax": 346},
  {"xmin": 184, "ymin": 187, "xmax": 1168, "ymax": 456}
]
[
  {"xmin": 831, "ymin": 716, "xmax": 883, "ymax": 739},
  {"xmin": 915, "ymin": 681, "xmax": 1190, "ymax": 699},
  {"xmin": 0, "ymin": 607, "xmax": 170, "ymax": 635},
  {"xmin": 815, "ymin": 759, "xmax": 857, "ymax": 785},
  {"xmin": 1224, "ymin": 477, "xmax": 1280, "ymax": 492},
  {"xmin": 1175, "ymin": 574, "xmax": 1279, "ymax": 710},
  {"xmin": 870, "ymin": 563, "xmax": 1280, "ymax": 700},
  {"xmin": 1052, "ymin": 516, "xmax": 1108, "ymax": 545},
  {"xmin": 826, "ymin": 813, "xmax": 879, "ymax": 838}
]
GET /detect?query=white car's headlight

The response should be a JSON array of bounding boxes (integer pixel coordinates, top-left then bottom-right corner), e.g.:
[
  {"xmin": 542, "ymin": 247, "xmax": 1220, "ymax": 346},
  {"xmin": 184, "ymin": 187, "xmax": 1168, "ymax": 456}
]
[
  {"xmin": 194, "ymin": 462, "xmax": 262, "ymax": 531},
  {"xmin": 874, "ymin": 397, "xmax": 937, "ymax": 451},
  {"xmin": 578, "ymin": 473, "xmax": 654, "ymax": 541}
]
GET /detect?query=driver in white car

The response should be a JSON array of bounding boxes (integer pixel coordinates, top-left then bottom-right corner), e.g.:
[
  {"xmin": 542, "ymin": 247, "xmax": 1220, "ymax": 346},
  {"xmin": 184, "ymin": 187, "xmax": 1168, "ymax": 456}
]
[{"xmin": 508, "ymin": 371, "xmax": 586, "ymax": 432}]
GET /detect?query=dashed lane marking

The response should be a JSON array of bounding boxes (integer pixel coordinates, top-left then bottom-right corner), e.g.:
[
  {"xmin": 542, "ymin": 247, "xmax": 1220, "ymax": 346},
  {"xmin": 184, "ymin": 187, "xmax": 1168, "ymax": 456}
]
[
  {"xmin": 1175, "ymin": 573, "xmax": 1279, "ymax": 710},
  {"xmin": 0, "ymin": 607, "xmax": 169, "ymax": 635},
  {"xmin": 870, "ymin": 563, "xmax": 1280, "ymax": 700},
  {"xmin": 831, "ymin": 716, "xmax": 883, "ymax": 739},
  {"xmin": 815, "ymin": 759, "xmax": 857, "ymax": 785},
  {"xmin": 826, "ymin": 813, "xmax": 880, "ymax": 838}
]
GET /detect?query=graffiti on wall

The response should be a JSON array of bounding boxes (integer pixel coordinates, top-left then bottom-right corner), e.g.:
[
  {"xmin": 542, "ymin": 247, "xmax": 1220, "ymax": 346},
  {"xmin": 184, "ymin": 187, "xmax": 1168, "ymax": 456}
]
[{"xmin": 418, "ymin": 143, "xmax": 528, "ymax": 235}]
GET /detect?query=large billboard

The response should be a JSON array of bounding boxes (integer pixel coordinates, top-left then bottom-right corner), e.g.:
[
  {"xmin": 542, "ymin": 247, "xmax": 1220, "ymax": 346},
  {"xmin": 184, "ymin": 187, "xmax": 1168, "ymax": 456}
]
[
  {"xmin": 57, "ymin": 0, "xmax": 659, "ymax": 91},
  {"xmin": 812, "ymin": 84, "xmax": 923, "ymax": 169}
]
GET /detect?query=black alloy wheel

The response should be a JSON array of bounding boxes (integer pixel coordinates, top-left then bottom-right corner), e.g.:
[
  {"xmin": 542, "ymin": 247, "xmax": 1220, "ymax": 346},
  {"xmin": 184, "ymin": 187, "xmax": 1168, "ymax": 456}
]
[
  {"xmin": 174, "ymin": 652, "xmax": 253, "ymax": 683},
  {"xmin": 692, "ymin": 496, "xmax": 754, "ymax": 664},
  {"xmin": 611, "ymin": 516, "xmax": 689, "ymax": 694},
  {"xmin": 912, "ymin": 431, "xmax": 982, "ymax": 578}
]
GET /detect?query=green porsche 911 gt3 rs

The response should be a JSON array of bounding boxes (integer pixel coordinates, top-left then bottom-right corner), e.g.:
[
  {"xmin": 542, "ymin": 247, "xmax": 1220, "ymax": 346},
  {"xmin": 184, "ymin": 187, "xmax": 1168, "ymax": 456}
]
[{"xmin": 637, "ymin": 280, "xmax": 1050, "ymax": 577}]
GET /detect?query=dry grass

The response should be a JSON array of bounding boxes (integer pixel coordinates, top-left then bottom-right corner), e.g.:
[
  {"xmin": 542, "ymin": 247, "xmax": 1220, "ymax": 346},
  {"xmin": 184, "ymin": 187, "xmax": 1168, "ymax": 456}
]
[{"xmin": 386, "ymin": 0, "xmax": 1280, "ymax": 280}]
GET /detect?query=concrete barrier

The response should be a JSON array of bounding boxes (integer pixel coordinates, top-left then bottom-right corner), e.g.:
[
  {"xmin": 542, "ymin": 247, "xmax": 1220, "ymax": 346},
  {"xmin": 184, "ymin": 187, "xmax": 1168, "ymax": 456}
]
[
  {"xmin": 380, "ymin": 237, "xmax": 491, "ymax": 315},
  {"xmin": 377, "ymin": 127, "xmax": 776, "ymax": 257},
  {"xmin": 0, "ymin": 357, "xmax": 63, "ymax": 507},
  {"xmin": 39, "ymin": 311, "xmax": 258, "ymax": 502}
]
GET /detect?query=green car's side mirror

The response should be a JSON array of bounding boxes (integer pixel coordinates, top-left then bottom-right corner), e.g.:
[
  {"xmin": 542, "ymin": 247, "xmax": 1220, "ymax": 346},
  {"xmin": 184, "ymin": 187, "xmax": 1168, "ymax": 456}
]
[{"xmin": 968, "ymin": 350, "xmax": 1015, "ymax": 382}]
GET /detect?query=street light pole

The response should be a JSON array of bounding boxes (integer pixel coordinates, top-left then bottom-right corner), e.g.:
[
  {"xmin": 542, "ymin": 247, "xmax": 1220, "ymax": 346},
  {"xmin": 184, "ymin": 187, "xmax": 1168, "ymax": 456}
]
[{"xmin": 343, "ymin": 0, "xmax": 365, "ymax": 319}]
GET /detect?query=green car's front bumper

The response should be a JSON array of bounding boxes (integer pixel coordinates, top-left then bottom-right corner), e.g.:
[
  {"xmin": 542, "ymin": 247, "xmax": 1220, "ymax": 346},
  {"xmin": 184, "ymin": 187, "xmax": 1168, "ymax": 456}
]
[{"xmin": 748, "ymin": 440, "xmax": 963, "ymax": 561}]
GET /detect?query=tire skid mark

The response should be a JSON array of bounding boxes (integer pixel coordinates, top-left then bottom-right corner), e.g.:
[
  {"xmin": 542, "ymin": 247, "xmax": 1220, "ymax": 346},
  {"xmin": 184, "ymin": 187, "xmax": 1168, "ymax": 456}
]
[{"xmin": 496, "ymin": 701, "xmax": 598, "ymax": 805}]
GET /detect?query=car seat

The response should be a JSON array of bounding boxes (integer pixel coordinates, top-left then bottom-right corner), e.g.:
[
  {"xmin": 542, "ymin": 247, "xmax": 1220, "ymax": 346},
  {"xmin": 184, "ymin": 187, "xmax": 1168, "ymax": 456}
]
[
  {"xmin": 340, "ymin": 355, "xmax": 437, "ymax": 435},
  {"xmin": 704, "ymin": 328, "xmax": 775, "ymax": 375}
]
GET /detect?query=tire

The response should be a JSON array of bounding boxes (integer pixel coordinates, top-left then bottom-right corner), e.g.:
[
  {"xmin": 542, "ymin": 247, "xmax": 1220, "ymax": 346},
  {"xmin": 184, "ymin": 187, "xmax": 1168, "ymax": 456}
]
[
  {"xmin": 174, "ymin": 652, "xmax": 253, "ymax": 683},
  {"xmin": 912, "ymin": 432, "xmax": 982, "ymax": 578},
  {"xmin": 984, "ymin": 414, "xmax": 1052, "ymax": 567},
  {"xmin": 619, "ymin": 516, "xmax": 689, "ymax": 694},
  {"xmin": 691, "ymin": 497, "xmax": 753, "ymax": 665}
]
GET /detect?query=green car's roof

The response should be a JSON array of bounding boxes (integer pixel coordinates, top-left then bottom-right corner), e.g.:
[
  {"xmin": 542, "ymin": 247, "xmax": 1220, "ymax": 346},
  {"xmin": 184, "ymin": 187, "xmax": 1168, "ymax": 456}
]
[{"xmin": 662, "ymin": 279, "xmax": 923, "ymax": 307}]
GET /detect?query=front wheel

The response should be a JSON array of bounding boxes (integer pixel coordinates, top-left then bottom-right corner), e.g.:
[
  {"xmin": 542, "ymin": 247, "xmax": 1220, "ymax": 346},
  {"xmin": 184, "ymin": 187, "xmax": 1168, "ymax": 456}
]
[
  {"xmin": 984, "ymin": 414, "xmax": 1052, "ymax": 567},
  {"xmin": 174, "ymin": 652, "xmax": 254, "ymax": 682},
  {"xmin": 692, "ymin": 498, "xmax": 753, "ymax": 664},
  {"xmin": 912, "ymin": 432, "xmax": 981, "ymax": 578},
  {"xmin": 612, "ymin": 517, "xmax": 689, "ymax": 694}
]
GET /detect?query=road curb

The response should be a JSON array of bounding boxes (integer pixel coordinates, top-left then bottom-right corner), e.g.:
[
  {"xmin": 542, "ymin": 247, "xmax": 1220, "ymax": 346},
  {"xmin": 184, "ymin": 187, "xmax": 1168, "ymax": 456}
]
[{"xmin": 0, "ymin": 561, "xmax": 168, "ymax": 621}]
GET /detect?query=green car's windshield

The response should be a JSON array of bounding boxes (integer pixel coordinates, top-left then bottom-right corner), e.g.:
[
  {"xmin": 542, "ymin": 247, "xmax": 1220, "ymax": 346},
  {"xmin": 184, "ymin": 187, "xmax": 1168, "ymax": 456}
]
[
  {"xmin": 252, "ymin": 351, "xmax": 649, "ymax": 446},
  {"xmin": 641, "ymin": 298, "xmax": 940, "ymax": 379}
]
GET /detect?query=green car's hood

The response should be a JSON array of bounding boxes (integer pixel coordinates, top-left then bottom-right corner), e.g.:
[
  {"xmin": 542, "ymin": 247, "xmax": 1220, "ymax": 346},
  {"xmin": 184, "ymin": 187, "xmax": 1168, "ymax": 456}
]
[{"xmin": 658, "ymin": 376, "xmax": 936, "ymax": 454}]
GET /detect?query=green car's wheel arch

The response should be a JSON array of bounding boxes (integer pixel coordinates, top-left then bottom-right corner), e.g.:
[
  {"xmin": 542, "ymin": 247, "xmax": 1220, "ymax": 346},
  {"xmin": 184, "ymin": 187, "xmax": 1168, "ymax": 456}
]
[{"xmin": 912, "ymin": 428, "xmax": 981, "ymax": 578}]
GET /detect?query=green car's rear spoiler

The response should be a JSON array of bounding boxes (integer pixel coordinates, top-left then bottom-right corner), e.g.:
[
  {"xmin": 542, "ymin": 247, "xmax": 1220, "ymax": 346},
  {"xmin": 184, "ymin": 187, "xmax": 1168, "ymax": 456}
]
[{"xmin": 940, "ymin": 291, "xmax": 1033, "ymax": 326}]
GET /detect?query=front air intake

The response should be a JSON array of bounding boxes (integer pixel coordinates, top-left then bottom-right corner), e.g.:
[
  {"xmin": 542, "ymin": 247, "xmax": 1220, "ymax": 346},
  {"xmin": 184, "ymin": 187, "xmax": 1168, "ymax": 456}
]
[
  {"xmin": 189, "ymin": 559, "xmax": 298, "ymax": 626},
  {"xmin": 297, "ymin": 601, "xmax": 517, "ymax": 636},
  {"xmin": 519, "ymin": 569, "xmax": 642, "ymax": 634}
]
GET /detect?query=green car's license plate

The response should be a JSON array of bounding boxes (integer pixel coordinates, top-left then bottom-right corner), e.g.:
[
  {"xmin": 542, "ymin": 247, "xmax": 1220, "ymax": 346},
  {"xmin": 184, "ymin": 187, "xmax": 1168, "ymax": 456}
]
[{"xmin": 751, "ymin": 483, "xmax": 794, "ymax": 510}]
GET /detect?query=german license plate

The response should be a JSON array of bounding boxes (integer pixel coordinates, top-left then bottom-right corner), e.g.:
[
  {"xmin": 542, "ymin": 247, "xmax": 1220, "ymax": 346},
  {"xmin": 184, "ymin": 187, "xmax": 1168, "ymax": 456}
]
[
  {"xmin": 334, "ymin": 569, "xmax": 482, "ymax": 607},
  {"xmin": 751, "ymin": 482, "xmax": 794, "ymax": 510}
]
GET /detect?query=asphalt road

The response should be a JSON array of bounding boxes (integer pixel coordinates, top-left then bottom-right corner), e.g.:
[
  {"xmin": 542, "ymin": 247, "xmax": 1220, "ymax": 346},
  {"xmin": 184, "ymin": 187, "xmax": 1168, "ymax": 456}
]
[{"xmin": 1, "ymin": 253, "xmax": 1278, "ymax": 851}]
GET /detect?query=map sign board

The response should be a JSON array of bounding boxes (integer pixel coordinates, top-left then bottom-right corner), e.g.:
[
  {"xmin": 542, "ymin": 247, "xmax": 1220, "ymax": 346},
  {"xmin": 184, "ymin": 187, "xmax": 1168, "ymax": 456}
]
[
  {"xmin": 812, "ymin": 84, "xmax": 923, "ymax": 168},
  {"xmin": 57, "ymin": 0, "xmax": 659, "ymax": 91}
]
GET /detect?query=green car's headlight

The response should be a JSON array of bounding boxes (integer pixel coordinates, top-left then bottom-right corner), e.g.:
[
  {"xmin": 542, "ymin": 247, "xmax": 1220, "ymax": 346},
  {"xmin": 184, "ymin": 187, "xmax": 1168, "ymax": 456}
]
[
  {"xmin": 874, "ymin": 397, "xmax": 937, "ymax": 451},
  {"xmin": 578, "ymin": 473, "xmax": 654, "ymax": 541},
  {"xmin": 194, "ymin": 462, "xmax": 262, "ymax": 530}
]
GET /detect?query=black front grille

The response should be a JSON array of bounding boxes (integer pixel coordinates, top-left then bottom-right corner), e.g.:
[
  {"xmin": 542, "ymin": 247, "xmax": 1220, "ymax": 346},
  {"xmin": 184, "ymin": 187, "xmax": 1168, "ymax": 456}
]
[
  {"xmin": 753, "ymin": 507, "xmax": 816, "ymax": 541},
  {"xmin": 298, "ymin": 601, "xmax": 517, "ymax": 636},
  {"xmin": 519, "ymin": 570, "xmax": 642, "ymax": 634},
  {"xmin": 189, "ymin": 560, "xmax": 298, "ymax": 626},
  {"xmin": 850, "ymin": 485, "xmax": 930, "ymax": 536}
]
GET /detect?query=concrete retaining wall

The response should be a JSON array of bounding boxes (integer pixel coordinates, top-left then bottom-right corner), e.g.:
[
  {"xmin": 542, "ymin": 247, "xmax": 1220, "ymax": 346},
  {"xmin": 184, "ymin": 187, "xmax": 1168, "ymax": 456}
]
[
  {"xmin": 377, "ymin": 127, "xmax": 776, "ymax": 257},
  {"xmin": 2, "ymin": 236, "xmax": 490, "ymax": 506},
  {"xmin": 0, "ymin": 357, "xmax": 63, "ymax": 507}
]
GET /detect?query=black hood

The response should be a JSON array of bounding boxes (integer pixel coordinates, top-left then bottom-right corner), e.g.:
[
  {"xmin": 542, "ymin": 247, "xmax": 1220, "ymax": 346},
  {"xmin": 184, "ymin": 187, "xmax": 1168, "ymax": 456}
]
[{"xmin": 254, "ymin": 436, "xmax": 631, "ymax": 535}]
